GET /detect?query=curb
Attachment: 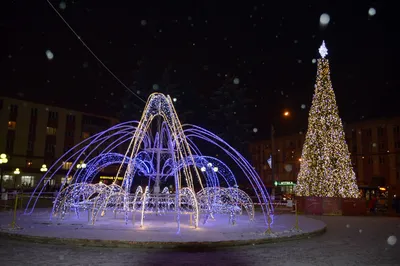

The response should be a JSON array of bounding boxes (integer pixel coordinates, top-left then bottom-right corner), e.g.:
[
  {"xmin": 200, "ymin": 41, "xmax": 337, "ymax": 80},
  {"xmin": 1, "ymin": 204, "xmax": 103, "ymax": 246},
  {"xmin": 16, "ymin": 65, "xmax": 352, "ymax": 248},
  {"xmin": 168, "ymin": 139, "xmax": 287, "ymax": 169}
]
[{"xmin": 0, "ymin": 226, "xmax": 327, "ymax": 249}]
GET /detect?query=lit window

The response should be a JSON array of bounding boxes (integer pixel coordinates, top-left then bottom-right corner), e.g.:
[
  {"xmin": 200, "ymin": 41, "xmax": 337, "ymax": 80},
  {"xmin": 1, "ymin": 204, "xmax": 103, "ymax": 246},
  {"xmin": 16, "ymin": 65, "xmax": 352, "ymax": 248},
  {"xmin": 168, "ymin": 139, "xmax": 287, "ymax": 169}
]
[
  {"xmin": 2, "ymin": 175, "xmax": 13, "ymax": 182},
  {"xmin": 62, "ymin": 161, "xmax": 72, "ymax": 170},
  {"xmin": 21, "ymin": 175, "xmax": 35, "ymax": 187},
  {"xmin": 26, "ymin": 160, "xmax": 33, "ymax": 167},
  {"xmin": 61, "ymin": 176, "xmax": 72, "ymax": 184},
  {"xmin": 8, "ymin": 121, "xmax": 16, "ymax": 130},
  {"xmin": 46, "ymin": 127, "xmax": 57, "ymax": 135},
  {"xmin": 43, "ymin": 178, "xmax": 55, "ymax": 186}
]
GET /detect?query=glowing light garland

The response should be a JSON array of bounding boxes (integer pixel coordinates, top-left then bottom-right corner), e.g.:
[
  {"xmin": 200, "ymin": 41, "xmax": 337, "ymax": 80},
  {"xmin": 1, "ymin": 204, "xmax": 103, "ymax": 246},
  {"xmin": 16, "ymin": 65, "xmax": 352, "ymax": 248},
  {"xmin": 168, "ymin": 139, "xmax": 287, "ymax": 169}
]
[
  {"xmin": 25, "ymin": 93, "xmax": 273, "ymax": 232},
  {"xmin": 295, "ymin": 43, "xmax": 359, "ymax": 198}
]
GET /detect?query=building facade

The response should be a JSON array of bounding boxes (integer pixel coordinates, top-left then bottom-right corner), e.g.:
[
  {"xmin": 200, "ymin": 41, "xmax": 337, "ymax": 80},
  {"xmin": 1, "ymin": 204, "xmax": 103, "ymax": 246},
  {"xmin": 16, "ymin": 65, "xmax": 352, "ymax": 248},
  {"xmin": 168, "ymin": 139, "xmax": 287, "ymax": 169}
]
[
  {"xmin": 344, "ymin": 117, "xmax": 400, "ymax": 200},
  {"xmin": 0, "ymin": 97, "xmax": 119, "ymax": 190},
  {"xmin": 249, "ymin": 132, "xmax": 305, "ymax": 195},
  {"xmin": 249, "ymin": 117, "xmax": 400, "ymax": 200}
]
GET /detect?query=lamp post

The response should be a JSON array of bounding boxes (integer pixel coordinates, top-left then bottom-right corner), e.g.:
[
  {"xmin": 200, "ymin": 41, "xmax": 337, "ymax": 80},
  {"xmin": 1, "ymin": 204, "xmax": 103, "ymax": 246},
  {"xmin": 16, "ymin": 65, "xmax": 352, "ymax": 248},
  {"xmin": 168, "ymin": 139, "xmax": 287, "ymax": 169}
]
[
  {"xmin": 271, "ymin": 125, "xmax": 276, "ymax": 198},
  {"xmin": 271, "ymin": 111, "xmax": 290, "ymax": 198},
  {"xmin": 13, "ymin": 168, "xmax": 20, "ymax": 188},
  {"xmin": 0, "ymin": 153, "xmax": 9, "ymax": 192}
]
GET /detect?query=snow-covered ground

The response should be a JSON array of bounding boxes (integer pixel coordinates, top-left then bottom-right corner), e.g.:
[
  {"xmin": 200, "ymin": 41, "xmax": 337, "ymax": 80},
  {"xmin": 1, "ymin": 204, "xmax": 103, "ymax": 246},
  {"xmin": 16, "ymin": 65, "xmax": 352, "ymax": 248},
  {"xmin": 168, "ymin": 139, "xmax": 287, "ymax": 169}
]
[{"xmin": 0, "ymin": 213, "xmax": 398, "ymax": 265}]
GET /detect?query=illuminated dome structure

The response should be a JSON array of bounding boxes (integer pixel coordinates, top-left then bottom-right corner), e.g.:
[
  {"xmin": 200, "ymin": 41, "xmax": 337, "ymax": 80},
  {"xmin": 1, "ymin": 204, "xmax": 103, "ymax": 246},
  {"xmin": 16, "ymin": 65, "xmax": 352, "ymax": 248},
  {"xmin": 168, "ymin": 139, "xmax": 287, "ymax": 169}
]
[{"xmin": 24, "ymin": 93, "xmax": 273, "ymax": 233}]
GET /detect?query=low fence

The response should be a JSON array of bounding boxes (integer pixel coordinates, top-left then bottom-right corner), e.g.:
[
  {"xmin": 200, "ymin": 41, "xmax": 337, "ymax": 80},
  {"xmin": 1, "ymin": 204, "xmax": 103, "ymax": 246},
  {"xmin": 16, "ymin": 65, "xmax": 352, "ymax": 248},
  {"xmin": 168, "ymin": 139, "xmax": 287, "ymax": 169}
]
[
  {"xmin": 6, "ymin": 192, "xmax": 372, "ymax": 216},
  {"xmin": 295, "ymin": 196, "xmax": 367, "ymax": 216},
  {"xmin": 0, "ymin": 192, "xmax": 56, "ymax": 210}
]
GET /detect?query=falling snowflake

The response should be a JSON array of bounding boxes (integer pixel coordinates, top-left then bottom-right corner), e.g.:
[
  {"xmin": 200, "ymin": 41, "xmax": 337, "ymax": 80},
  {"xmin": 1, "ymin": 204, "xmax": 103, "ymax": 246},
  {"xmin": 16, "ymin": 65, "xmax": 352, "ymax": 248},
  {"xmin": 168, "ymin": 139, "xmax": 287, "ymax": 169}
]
[
  {"xmin": 346, "ymin": 224, "xmax": 350, "ymax": 228},
  {"xmin": 152, "ymin": 84, "xmax": 159, "ymax": 90},
  {"xmin": 59, "ymin": 1, "xmax": 66, "ymax": 10},
  {"xmin": 253, "ymin": 128, "xmax": 258, "ymax": 133},
  {"xmin": 140, "ymin": 20, "xmax": 147, "ymax": 26},
  {"xmin": 172, "ymin": 97, "xmax": 177, "ymax": 102},
  {"xmin": 301, "ymin": 104, "xmax": 306, "ymax": 109},
  {"xmin": 368, "ymin": 7, "xmax": 376, "ymax": 17},
  {"xmin": 45, "ymin": 50, "xmax": 54, "ymax": 60},
  {"xmin": 319, "ymin": 13, "xmax": 330, "ymax": 26},
  {"xmin": 359, "ymin": 229, "xmax": 362, "ymax": 233},
  {"xmin": 233, "ymin": 78, "xmax": 240, "ymax": 85},
  {"xmin": 387, "ymin": 236, "xmax": 397, "ymax": 246},
  {"xmin": 312, "ymin": 58, "xmax": 317, "ymax": 64}
]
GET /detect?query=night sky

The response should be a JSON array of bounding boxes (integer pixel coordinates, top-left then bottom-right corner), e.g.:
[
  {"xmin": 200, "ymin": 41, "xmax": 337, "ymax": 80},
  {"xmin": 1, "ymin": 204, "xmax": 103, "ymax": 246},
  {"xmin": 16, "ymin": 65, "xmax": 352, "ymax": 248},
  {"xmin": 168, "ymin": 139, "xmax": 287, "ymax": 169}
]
[{"xmin": 1, "ymin": 0, "xmax": 399, "ymax": 143}]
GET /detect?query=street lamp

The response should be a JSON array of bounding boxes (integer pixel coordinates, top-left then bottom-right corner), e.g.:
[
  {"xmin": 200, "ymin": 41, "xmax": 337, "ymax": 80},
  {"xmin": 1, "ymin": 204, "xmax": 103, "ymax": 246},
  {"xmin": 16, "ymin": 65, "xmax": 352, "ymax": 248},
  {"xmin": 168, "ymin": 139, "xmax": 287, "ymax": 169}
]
[
  {"xmin": 271, "ymin": 110, "xmax": 291, "ymax": 198},
  {"xmin": 0, "ymin": 154, "xmax": 8, "ymax": 164},
  {"xmin": 76, "ymin": 162, "xmax": 87, "ymax": 169},
  {"xmin": 0, "ymin": 153, "xmax": 9, "ymax": 192},
  {"xmin": 40, "ymin": 164, "xmax": 48, "ymax": 172},
  {"xmin": 13, "ymin": 168, "xmax": 20, "ymax": 188}
]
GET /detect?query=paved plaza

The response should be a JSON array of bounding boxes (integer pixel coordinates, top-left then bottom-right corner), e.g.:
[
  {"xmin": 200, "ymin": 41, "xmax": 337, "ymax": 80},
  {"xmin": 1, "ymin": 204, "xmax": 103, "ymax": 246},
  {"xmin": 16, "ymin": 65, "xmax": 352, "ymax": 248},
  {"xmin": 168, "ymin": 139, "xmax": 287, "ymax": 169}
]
[{"xmin": 0, "ymin": 214, "xmax": 399, "ymax": 265}]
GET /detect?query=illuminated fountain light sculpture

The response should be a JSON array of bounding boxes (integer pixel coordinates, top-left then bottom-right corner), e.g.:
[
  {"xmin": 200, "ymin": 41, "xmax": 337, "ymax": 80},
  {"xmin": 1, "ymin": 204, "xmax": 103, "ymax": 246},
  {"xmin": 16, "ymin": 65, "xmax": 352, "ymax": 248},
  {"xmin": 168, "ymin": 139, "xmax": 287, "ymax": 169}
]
[{"xmin": 25, "ymin": 93, "xmax": 273, "ymax": 233}]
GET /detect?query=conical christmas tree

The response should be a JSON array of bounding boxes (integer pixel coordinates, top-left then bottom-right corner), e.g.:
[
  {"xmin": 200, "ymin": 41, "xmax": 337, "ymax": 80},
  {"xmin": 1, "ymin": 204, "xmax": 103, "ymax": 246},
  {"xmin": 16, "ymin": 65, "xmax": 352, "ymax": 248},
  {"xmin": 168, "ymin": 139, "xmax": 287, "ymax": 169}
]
[{"xmin": 295, "ymin": 41, "xmax": 359, "ymax": 198}]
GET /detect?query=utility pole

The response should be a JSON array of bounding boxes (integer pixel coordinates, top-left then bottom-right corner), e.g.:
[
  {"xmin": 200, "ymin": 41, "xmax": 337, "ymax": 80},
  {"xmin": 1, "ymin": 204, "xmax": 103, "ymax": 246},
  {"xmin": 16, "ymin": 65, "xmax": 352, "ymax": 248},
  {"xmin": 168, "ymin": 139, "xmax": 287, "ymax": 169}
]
[{"xmin": 271, "ymin": 124, "xmax": 276, "ymax": 199}]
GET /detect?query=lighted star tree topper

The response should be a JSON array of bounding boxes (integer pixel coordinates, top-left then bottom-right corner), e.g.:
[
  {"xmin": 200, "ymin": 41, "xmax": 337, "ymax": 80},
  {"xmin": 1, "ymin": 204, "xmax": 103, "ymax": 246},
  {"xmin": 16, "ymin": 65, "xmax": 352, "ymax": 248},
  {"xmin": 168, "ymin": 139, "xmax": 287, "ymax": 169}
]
[{"xmin": 295, "ymin": 41, "xmax": 359, "ymax": 198}]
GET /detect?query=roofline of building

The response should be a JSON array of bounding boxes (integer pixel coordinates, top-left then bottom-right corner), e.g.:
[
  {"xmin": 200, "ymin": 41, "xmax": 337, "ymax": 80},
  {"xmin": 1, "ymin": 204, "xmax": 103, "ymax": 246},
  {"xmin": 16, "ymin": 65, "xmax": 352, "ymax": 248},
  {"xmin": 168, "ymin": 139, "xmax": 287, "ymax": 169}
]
[
  {"xmin": 249, "ymin": 115, "xmax": 400, "ymax": 146},
  {"xmin": 343, "ymin": 116, "xmax": 400, "ymax": 128},
  {"xmin": 0, "ymin": 96, "xmax": 119, "ymax": 121}
]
